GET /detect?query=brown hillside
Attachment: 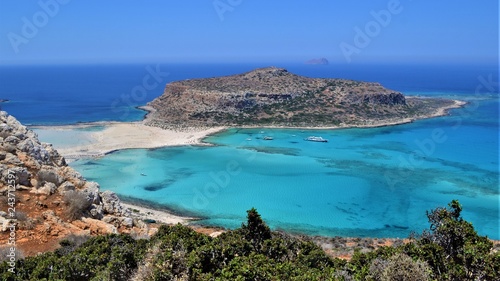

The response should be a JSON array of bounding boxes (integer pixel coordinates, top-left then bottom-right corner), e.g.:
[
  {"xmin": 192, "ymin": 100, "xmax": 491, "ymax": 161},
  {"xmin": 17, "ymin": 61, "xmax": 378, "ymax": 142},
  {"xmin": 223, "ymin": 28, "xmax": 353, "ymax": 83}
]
[{"xmin": 146, "ymin": 67, "xmax": 458, "ymax": 128}]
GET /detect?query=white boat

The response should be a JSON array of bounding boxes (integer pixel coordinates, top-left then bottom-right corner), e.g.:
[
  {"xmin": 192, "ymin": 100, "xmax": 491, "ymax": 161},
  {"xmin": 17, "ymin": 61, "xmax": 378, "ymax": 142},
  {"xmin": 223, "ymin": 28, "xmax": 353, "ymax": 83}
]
[
  {"xmin": 304, "ymin": 136, "xmax": 328, "ymax": 142},
  {"xmin": 246, "ymin": 138, "xmax": 252, "ymax": 141},
  {"xmin": 263, "ymin": 136, "xmax": 273, "ymax": 140}
]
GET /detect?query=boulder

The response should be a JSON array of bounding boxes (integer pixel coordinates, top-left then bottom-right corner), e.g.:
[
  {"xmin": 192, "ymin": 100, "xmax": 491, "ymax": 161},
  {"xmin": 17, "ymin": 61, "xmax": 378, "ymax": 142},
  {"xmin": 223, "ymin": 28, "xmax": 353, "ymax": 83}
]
[
  {"xmin": 121, "ymin": 217, "xmax": 134, "ymax": 228},
  {"xmin": 60, "ymin": 166, "xmax": 85, "ymax": 188},
  {"xmin": 82, "ymin": 181, "xmax": 101, "ymax": 204},
  {"xmin": 89, "ymin": 204, "xmax": 104, "ymax": 219},
  {"xmin": 0, "ymin": 217, "xmax": 12, "ymax": 232},
  {"xmin": 4, "ymin": 135, "xmax": 20, "ymax": 145},
  {"xmin": 0, "ymin": 123, "xmax": 13, "ymax": 139},
  {"xmin": 4, "ymin": 166, "xmax": 31, "ymax": 186},
  {"xmin": 133, "ymin": 219, "xmax": 147, "ymax": 230},
  {"xmin": 17, "ymin": 185, "xmax": 31, "ymax": 191},
  {"xmin": 16, "ymin": 138, "xmax": 36, "ymax": 155},
  {"xmin": 34, "ymin": 182, "xmax": 57, "ymax": 195},
  {"xmin": 42, "ymin": 143, "xmax": 66, "ymax": 166},
  {"xmin": 80, "ymin": 217, "xmax": 118, "ymax": 234},
  {"xmin": 57, "ymin": 181, "xmax": 75, "ymax": 195},
  {"xmin": 14, "ymin": 132, "xmax": 26, "ymax": 140},
  {"xmin": 42, "ymin": 210, "xmax": 62, "ymax": 224},
  {"xmin": 102, "ymin": 215, "xmax": 118, "ymax": 224},
  {"xmin": 6, "ymin": 115, "xmax": 21, "ymax": 128},
  {"xmin": 1, "ymin": 143, "xmax": 16, "ymax": 154},
  {"xmin": 3, "ymin": 153, "xmax": 23, "ymax": 166},
  {"xmin": 100, "ymin": 190, "xmax": 126, "ymax": 215}
]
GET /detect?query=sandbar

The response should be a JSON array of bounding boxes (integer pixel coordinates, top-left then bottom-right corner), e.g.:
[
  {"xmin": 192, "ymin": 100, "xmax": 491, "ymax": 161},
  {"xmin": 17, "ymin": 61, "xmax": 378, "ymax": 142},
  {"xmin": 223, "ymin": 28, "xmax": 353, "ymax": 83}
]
[{"xmin": 33, "ymin": 122, "xmax": 226, "ymax": 161}]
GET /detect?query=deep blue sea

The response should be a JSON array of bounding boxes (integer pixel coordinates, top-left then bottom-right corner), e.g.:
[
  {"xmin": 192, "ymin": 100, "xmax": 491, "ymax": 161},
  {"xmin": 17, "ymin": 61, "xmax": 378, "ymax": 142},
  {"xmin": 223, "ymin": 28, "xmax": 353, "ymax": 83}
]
[{"xmin": 1, "ymin": 63, "xmax": 498, "ymax": 239}]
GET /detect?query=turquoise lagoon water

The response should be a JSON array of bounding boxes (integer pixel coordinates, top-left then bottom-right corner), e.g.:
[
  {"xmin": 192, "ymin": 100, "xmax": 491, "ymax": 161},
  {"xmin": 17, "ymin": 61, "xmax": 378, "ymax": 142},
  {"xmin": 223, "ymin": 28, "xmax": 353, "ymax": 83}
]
[{"xmin": 71, "ymin": 97, "xmax": 499, "ymax": 239}]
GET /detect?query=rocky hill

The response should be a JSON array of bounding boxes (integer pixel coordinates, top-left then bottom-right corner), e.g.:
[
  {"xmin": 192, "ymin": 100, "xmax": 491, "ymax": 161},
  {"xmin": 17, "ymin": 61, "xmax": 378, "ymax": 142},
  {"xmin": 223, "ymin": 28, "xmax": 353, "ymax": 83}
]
[
  {"xmin": 145, "ymin": 67, "xmax": 458, "ymax": 129},
  {"xmin": 0, "ymin": 112, "xmax": 155, "ymax": 256}
]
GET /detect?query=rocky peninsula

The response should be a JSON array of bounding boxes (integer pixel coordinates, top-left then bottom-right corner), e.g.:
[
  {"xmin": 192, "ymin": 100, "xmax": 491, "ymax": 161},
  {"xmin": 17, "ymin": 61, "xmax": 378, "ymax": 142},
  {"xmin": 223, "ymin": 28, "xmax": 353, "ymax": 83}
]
[
  {"xmin": 0, "ymin": 112, "xmax": 190, "ymax": 256},
  {"xmin": 145, "ymin": 67, "xmax": 463, "ymax": 129}
]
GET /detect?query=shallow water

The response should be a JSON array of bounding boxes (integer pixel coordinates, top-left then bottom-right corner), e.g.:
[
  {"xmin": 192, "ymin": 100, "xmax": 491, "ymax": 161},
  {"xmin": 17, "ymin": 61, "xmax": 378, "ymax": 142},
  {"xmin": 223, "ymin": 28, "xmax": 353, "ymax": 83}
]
[{"xmin": 33, "ymin": 126, "xmax": 101, "ymax": 149}]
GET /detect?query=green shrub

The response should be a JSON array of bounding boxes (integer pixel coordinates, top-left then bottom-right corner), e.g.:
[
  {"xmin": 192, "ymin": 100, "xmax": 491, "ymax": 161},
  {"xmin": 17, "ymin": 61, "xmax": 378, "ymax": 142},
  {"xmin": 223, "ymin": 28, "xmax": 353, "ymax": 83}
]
[{"xmin": 1, "ymin": 203, "xmax": 499, "ymax": 281}]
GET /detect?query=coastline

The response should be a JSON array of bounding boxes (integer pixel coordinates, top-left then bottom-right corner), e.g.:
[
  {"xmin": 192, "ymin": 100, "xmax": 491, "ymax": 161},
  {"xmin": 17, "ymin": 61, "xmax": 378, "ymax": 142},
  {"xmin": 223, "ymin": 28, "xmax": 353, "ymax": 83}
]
[
  {"xmin": 33, "ymin": 99, "xmax": 465, "ymax": 161},
  {"xmin": 121, "ymin": 202, "xmax": 195, "ymax": 225},
  {"xmin": 30, "ymin": 99, "xmax": 467, "ymax": 239},
  {"xmin": 234, "ymin": 99, "xmax": 466, "ymax": 130}
]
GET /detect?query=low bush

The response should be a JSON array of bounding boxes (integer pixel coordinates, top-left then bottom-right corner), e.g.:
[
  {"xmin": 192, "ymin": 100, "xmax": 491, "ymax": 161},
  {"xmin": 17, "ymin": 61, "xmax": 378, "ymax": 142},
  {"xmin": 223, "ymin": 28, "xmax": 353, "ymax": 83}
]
[{"xmin": 63, "ymin": 190, "xmax": 91, "ymax": 220}]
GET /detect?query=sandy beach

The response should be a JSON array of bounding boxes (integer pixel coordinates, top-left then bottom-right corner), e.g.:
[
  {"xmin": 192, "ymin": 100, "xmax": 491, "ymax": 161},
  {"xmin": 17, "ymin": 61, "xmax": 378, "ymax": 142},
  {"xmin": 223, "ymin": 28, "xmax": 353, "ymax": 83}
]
[
  {"xmin": 34, "ymin": 122, "xmax": 226, "ymax": 161},
  {"xmin": 121, "ymin": 202, "xmax": 195, "ymax": 225}
]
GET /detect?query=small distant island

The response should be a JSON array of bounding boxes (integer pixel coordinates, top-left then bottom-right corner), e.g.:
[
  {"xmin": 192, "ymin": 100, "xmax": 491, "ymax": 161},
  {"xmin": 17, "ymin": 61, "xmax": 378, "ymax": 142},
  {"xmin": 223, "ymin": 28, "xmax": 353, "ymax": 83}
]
[
  {"xmin": 305, "ymin": 58, "xmax": 329, "ymax": 65},
  {"xmin": 145, "ymin": 67, "xmax": 463, "ymax": 129}
]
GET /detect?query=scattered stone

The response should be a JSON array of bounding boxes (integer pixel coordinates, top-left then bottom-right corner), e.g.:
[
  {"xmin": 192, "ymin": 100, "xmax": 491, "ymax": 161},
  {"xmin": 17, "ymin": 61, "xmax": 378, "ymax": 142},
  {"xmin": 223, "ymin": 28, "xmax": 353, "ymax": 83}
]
[
  {"xmin": 52, "ymin": 200, "xmax": 61, "ymax": 207},
  {"xmin": 89, "ymin": 204, "xmax": 104, "ymax": 219},
  {"xmin": 36, "ymin": 201, "xmax": 49, "ymax": 208},
  {"xmin": 4, "ymin": 135, "xmax": 20, "ymax": 145},
  {"xmin": 1, "ymin": 143, "xmax": 16, "ymax": 153},
  {"xmin": 80, "ymin": 217, "xmax": 118, "ymax": 234},
  {"xmin": 121, "ymin": 217, "xmax": 134, "ymax": 228},
  {"xmin": 134, "ymin": 219, "xmax": 147, "ymax": 230},
  {"xmin": 102, "ymin": 215, "xmax": 118, "ymax": 224},
  {"xmin": 42, "ymin": 210, "xmax": 60, "ymax": 222},
  {"xmin": 4, "ymin": 166, "xmax": 31, "ymax": 186},
  {"xmin": 33, "ymin": 182, "xmax": 57, "ymax": 195},
  {"xmin": 4, "ymin": 152, "xmax": 23, "ymax": 165},
  {"xmin": 17, "ymin": 185, "xmax": 31, "ymax": 191},
  {"xmin": 1, "ymin": 217, "xmax": 13, "ymax": 232},
  {"xmin": 58, "ymin": 181, "xmax": 75, "ymax": 195},
  {"xmin": 82, "ymin": 182, "xmax": 101, "ymax": 204}
]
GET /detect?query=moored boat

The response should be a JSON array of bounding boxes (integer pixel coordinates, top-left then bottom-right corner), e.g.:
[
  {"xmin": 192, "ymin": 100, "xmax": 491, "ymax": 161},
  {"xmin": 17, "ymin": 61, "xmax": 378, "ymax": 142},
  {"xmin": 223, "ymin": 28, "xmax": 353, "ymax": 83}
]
[{"xmin": 304, "ymin": 136, "xmax": 328, "ymax": 142}]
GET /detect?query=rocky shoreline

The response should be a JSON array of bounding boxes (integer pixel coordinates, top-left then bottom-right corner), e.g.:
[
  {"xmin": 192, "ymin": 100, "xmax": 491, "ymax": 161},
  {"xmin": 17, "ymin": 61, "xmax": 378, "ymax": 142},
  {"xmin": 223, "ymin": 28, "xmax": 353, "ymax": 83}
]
[{"xmin": 0, "ymin": 111, "xmax": 169, "ymax": 255}]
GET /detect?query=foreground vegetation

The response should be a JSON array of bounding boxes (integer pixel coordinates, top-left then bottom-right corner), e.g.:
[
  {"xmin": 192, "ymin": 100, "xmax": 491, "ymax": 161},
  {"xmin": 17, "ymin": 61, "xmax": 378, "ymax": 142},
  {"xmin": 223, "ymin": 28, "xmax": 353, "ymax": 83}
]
[{"xmin": 1, "ymin": 200, "xmax": 499, "ymax": 280}]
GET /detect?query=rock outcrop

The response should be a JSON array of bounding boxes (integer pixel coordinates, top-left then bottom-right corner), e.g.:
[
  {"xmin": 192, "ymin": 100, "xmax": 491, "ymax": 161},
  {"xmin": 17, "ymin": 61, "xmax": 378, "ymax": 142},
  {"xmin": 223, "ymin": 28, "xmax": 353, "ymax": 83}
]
[
  {"xmin": 0, "ymin": 111, "xmax": 146, "ymax": 256},
  {"xmin": 146, "ymin": 67, "xmax": 456, "ymax": 128}
]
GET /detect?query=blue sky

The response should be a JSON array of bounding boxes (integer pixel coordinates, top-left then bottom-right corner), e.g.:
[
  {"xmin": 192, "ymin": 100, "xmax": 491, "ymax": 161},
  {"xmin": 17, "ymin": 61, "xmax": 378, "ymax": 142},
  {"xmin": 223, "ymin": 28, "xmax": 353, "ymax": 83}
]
[{"xmin": 0, "ymin": 0, "xmax": 498, "ymax": 65}]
